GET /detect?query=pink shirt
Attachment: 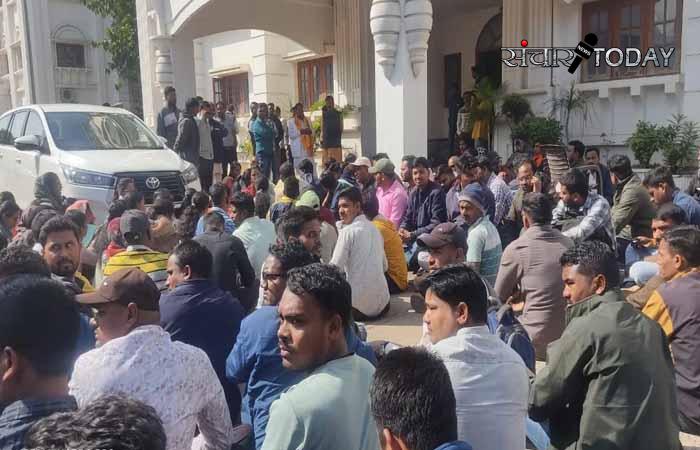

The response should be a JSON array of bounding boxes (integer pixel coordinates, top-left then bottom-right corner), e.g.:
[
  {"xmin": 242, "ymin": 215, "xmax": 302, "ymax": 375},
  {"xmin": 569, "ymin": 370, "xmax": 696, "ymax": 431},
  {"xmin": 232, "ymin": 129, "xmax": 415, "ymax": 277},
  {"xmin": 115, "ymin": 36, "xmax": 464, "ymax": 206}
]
[{"xmin": 377, "ymin": 179, "xmax": 408, "ymax": 229}]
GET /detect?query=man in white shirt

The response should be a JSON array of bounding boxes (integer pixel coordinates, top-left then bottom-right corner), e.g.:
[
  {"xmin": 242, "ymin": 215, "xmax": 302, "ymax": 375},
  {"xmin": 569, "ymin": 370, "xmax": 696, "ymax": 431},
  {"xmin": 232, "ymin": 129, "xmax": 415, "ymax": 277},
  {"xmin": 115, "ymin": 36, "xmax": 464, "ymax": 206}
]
[
  {"xmin": 69, "ymin": 268, "xmax": 233, "ymax": 450},
  {"xmin": 330, "ymin": 186, "xmax": 390, "ymax": 320},
  {"xmin": 231, "ymin": 192, "xmax": 276, "ymax": 277},
  {"xmin": 262, "ymin": 263, "xmax": 379, "ymax": 450},
  {"xmin": 423, "ymin": 264, "xmax": 529, "ymax": 450}
]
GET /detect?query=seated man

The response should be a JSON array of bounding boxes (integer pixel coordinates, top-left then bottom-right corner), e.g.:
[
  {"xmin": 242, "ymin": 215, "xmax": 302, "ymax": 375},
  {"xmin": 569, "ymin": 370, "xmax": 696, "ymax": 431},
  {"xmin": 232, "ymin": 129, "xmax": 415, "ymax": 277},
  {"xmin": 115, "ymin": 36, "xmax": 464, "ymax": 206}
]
[
  {"xmin": 262, "ymin": 263, "xmax": 379, "ymax": 450},
  {"xmin": 24, "ymin": 394, "xmax": 166, "ymax": 450},
  {"xmin": 585, "ymin": 146, "xmax": 614, "ymax": 204},
  {"xmin": 232, "ymin": 192, "xmax": 276, "ymax": 277},
  {"xmin": 399, "ymin": 157, "xmax": 447, "ymax": 269},
  {"xmin": 505, "ymin": 157, "xmax": 543, "ymax": 237},
  {"xmin": 161, "ymin": 240, "xmax": 246, "ymax": 426},
  {"xmin": 626, "ymin": 203, "xmax": 686, "ymax": 286},
  {"xmin": 458, "ymin": 183, "xmax": 502, "ymax": 287},
  {"xmin": 369, "ymin": 347, "xmax": 472, "ymax": 450},
  {"xmin": 294, "ymin": 191, "xmax": 338, "ymax": 263},
  {"xmin": 195, "ymin": 182, "xmax": 237, "ymax": 236},
  {"xmin": 227, "ymin": 242, "xmax": 375, "ymax": 449},
  {"xmin": 330, "ymin": 187, "xmax": 390, "ymax": 320},
  {"xmin": 644, "ymin": 166, "xmax": 700, "ymax": 226},
  {"xmin": 552, "ymin": 169, "xmax": 615, "ymax": 250},
  {"xmin": 70, "ymin": 268, "xmax": 234, "ymax": 450},
  {"xmin": 0, "ymin": 276, "xmax": 81, "ymax": 450},
  {"xmin": 424, "ymin": 265, "xmax": 529, "ymax": 450},
  {"xmin": 270, "ymin": 176, "xmax": 300, "ymax": 224},
  {"xmin": 103, "ymin": 210, "xmax": 169, "ymax": 291},
  {"xmin": 362, "ymin": 190, "xmax": 408, "ymax": 294},
  {"xmin": 371, "ymin": 158, "xmax": 408, "ymax": 229},
  {"xmin": 529, "ymin": 241, "xmax": 681, "ymax": 450},
  {"xmin": 642, "ymin": 226, "xmax": 700, "ymax": 436},
  {"xmin": 495, "ymin": 193, "xmax": 573, "ymax": 360},
  {"xmin": 608, "ymin": 154, "xmax": 655, "ymax": 259},
  {"xmin": 194, "ymin": 212, "xmax": 257, "ymax": 312}
]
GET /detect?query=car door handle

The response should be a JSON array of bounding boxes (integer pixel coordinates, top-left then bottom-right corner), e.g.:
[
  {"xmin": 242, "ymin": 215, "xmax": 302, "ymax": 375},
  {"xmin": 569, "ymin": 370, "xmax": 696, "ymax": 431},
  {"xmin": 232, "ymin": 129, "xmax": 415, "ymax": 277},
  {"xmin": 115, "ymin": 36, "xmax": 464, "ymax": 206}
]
[{"xmin": 16, "ymin": 157, "xmax": 21, "ymax": 164}]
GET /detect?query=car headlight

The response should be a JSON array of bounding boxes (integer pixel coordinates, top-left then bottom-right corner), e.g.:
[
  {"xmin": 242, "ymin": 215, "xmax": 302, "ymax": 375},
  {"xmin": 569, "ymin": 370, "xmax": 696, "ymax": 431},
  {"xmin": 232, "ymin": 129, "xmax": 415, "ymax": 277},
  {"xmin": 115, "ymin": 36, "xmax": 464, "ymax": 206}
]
[
  {"xmin": 61, "ymin": 166, "xmax": 116, "ymax": 188},
  {"xmin": 181, "ymin": 163, "xmax": 199, "ymax": 184}
]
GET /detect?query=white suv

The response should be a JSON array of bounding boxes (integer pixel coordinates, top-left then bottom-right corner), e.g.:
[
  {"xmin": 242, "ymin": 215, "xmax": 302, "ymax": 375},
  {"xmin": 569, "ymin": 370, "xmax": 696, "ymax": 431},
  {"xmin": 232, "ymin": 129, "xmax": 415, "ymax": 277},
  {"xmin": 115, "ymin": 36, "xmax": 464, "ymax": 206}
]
[{"xmin": 0, "ymin": 104, "xmax": 200, "ymax": 221}]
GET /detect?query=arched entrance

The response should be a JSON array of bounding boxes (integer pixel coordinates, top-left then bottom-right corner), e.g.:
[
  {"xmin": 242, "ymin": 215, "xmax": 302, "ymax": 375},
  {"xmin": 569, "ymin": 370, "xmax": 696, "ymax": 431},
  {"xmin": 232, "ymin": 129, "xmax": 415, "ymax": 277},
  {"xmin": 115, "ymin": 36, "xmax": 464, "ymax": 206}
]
[{"xmin": 475, "ymin": 12, "xmax": 503, "ymax": 87}]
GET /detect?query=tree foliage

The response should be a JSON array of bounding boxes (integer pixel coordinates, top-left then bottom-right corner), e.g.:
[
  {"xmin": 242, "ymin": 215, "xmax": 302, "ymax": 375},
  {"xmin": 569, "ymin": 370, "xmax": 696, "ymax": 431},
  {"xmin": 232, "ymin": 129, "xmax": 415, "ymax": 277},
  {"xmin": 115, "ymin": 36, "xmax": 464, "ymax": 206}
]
[{"xmin": 80, "ymin": 0, "xmax": 140, "ymax": 83}]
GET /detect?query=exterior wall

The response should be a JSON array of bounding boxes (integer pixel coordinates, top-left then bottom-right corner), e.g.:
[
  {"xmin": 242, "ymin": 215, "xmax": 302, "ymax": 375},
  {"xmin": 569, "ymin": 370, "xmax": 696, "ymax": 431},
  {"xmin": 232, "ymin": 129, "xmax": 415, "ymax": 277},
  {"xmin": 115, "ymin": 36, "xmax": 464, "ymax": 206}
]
[
  {"xmin": 0, "ymin": 0, "xmax": 125, "ymax": 114},
  {"xmin": 497, "ymin": 0, "xmax": 700, "ymax": 167},
  {"xmin": 427, "ymin": 6, "xmax": 501, "ymax": 141}
]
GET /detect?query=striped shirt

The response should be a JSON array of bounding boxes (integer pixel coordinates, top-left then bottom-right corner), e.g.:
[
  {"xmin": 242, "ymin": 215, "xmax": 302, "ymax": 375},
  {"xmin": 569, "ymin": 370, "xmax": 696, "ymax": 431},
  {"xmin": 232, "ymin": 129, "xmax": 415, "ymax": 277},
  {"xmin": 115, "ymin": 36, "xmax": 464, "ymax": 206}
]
[
  {"xmin": 103, "ymin": 245, "xmax": 169, "ymax": 291},
  {"xmin": 466, "ymin": 215, "xmax": 502, "ymax": 287}
]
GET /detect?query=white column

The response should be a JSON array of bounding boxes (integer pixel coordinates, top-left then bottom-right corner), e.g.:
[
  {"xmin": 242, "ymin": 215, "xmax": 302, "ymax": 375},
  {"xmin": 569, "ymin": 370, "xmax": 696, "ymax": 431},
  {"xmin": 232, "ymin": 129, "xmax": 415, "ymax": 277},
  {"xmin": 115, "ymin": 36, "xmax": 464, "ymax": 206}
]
[{"xmin": 372, "ymin": 0, "xmax": 432, "ymax": 163}]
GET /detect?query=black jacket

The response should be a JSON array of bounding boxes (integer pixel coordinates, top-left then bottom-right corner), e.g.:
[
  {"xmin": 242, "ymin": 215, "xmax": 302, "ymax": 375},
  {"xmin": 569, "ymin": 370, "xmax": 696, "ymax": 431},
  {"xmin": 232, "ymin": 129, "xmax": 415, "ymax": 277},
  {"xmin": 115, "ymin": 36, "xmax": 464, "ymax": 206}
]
[
  {"xmin": 209, "ymin": 117, "xmax": 229, "ymax": 163},
  {"xmin": 400, "ymin": 181, "xmax": 448, "ymax": 239},
  {"xmin": 193, "ymin": 231, "xmax": 257, "ymax": 311},
  {"xmin": 173, "ymin": 113, "xmax": 200, "ymax": 166}
]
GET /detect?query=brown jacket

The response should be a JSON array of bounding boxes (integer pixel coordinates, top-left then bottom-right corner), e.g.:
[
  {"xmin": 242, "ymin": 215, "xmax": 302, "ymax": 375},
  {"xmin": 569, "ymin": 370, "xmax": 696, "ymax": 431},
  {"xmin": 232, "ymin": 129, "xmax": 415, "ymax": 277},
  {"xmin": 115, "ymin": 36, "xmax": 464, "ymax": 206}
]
[{"xmin": 494, "ymin": 224, "xmax": 573, "ymax": 359}]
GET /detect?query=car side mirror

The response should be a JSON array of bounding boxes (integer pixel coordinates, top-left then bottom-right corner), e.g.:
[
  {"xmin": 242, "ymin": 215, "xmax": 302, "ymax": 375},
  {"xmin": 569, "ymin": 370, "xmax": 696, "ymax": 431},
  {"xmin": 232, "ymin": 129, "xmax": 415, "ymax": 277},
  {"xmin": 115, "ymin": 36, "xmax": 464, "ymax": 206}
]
[
  {"xmin": 14, "ymin": 135, "xmax": 42, "ymax": 151},
  {"xmin": 158, "ymin": 135, "xmax": 169, "ymax": 146}
]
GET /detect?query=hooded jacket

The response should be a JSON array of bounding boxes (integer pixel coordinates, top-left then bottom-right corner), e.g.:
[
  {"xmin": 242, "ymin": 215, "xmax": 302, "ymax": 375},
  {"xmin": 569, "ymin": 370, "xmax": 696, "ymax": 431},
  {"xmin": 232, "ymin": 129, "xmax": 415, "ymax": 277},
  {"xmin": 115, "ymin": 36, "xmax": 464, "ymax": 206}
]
[{"xmin": 529, "ymin": 290, "xmax": 681, "ymax": 450}]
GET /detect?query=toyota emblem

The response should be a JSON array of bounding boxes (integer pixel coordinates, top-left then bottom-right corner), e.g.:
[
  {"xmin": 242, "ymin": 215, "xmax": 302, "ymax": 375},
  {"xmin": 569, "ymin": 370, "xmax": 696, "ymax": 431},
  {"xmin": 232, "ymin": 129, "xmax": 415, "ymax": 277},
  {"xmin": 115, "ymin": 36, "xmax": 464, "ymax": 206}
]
[{"xmin": 145, "ymin": 177, "xmax": 161, "ymax": 190}]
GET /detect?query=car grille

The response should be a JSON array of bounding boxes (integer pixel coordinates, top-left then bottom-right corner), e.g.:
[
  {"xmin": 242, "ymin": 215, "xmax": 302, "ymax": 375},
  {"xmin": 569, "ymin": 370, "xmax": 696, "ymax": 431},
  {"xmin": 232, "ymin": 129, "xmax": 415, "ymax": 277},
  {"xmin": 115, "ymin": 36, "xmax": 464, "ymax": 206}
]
[{"xmin": 115, "ymin": 171, "xmax": 185, "ymax": 204}]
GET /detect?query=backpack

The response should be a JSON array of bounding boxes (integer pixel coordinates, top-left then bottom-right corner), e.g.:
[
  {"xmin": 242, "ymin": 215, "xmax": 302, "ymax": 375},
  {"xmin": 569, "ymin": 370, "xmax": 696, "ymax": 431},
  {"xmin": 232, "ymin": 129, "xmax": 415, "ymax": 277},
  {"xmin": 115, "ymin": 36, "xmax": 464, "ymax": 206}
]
[{"xmin": 494, "ymin": 304, "xmax": 536, "ymax": 373}]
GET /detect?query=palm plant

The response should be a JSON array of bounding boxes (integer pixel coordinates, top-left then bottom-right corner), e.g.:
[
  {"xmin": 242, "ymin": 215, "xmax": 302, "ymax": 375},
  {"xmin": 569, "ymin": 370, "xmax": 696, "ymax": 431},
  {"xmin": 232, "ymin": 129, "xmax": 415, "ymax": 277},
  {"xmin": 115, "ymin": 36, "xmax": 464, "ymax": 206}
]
[{"xmin": 548, "ymin": 82, "xmax": 593, "ymax": 143}]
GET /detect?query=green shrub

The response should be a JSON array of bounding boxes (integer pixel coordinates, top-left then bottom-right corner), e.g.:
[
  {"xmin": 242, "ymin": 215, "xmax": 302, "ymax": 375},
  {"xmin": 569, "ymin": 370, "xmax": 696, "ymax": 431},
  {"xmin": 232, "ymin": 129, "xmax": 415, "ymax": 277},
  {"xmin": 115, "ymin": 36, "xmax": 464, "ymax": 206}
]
[
  {"xmin": 626, "ymin": 121, "xmax": 667, "ymax": 168},
  {"xmin": 662, "ymin": 114, "xmax": 700, "ymax": 173},
  {"xmin": 511, "ymin": 116, "xmax": 562, "ymax": 146}
]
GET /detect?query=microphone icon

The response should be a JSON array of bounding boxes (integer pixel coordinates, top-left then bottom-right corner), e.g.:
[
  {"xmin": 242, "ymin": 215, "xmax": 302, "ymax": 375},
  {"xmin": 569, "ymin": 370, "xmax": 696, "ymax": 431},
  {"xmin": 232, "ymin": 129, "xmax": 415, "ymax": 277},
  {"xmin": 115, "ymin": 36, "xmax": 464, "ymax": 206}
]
[{"xmin": 568, "ymin": 33, "xmax": 599, "ymax": 74}]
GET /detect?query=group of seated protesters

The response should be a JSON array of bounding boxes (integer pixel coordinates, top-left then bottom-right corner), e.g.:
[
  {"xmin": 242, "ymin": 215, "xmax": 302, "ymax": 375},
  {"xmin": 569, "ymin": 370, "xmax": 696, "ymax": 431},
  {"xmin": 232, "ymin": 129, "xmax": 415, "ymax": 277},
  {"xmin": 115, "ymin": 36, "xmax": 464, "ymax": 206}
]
[{"xmin": 0, "ymin": 140, "xmax": 699, "ymax": 450}]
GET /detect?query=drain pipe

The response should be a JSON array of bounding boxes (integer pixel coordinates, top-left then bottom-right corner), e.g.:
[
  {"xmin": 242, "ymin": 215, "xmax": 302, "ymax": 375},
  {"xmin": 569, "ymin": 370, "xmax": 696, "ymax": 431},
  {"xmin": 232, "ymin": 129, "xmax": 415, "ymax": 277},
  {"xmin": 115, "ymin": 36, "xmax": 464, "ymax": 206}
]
[
  {"xmin": 550, "ymin": 0, "xmax": 554, "ymax": 89},
  {"xmin": 21, "ymin": 0, "xmax": 36, "ymax": 103}
]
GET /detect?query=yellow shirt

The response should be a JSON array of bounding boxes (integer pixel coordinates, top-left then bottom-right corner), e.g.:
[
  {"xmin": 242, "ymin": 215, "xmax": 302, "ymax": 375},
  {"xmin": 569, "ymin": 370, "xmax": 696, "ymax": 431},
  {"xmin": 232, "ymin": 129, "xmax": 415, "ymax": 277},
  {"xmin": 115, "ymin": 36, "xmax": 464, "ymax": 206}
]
[{"xmin": 372, "ymin": 216, "xmax": 408, "ymax": 291}]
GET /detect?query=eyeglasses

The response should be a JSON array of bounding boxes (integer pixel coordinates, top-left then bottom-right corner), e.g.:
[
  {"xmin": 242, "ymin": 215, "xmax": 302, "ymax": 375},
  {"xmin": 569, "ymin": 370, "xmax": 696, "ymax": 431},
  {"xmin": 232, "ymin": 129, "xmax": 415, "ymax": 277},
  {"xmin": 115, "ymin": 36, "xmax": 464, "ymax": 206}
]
[{"xmin": 262, "ymin": 272, "xmax": 287, "ymax": 282}]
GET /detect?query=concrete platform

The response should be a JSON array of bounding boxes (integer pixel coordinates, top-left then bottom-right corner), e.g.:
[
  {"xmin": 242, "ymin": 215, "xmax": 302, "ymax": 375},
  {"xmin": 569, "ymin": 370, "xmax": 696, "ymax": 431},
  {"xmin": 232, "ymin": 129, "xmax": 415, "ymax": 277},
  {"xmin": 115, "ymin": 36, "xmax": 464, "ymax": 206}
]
[{"xmin": 364, "ymin": 292, "xmax": 423, "ymax": 347}]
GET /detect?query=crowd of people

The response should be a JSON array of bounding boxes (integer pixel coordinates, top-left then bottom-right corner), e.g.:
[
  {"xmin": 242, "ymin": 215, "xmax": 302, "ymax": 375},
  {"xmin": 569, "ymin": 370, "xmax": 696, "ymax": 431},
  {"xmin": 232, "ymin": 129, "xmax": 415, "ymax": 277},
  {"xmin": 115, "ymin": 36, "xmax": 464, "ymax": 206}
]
[{"xmin": 1, "ymin": 89, "xmax": 700, "ymax": 450}]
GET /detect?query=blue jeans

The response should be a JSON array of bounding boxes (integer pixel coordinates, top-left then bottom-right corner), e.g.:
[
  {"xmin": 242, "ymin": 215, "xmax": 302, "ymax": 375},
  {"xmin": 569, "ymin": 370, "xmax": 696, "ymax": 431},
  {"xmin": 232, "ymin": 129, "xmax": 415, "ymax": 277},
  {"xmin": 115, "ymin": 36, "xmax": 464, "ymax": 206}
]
[
  {"xmin": 625, "ymin": 244, "xmax": 656, "ymax": 271},
  {"xmin": 526, "ymin": 419, "xmax": 551, "ymax": 450},
  {"xmin": 630, "ymin": 262, "xmax": 659, "ymax": 286}
]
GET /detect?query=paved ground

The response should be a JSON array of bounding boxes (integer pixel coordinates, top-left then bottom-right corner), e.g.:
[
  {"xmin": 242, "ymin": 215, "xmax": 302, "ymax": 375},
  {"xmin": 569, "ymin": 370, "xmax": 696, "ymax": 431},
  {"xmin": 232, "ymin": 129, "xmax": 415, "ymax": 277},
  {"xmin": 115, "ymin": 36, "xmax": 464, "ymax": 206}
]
[{"xmin": 363, "ymin": 293, "xmax": 700, "ymax": 449}]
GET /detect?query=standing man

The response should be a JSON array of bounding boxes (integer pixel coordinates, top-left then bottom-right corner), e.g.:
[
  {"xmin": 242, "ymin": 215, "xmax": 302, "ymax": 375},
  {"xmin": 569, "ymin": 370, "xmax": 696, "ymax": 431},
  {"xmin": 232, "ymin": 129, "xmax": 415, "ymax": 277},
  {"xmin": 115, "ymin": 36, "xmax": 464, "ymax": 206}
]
[
  {"xmin": 641, "ymin": 226, "xmax": 700, "ymax": 436},
  {"xmin": 608, "ymin": 154, "xmax": 655, "ymax": 260},
  {"xmin": 196, "ymin": 101, "xmax": 215, "ymax": 193},
  {"xmin": 585, "ymin": 147, "xmax": 613, "ymax": 204},
  {"xmin": 331, "ymin": 187, "xmax": 390, "ymax": 320},
  {"xmin": 251, "ymin": 104, "xmax": 276, "ymax": 180},
  {"xmin": 157, "ymin": 86, "xmax": 180, "ymax": 149},
  {"xmin": 268, "ymin": 103, "xmax": 285, "ymax": 183},
  {"xmin": 529, "ymin": 241, "xmax": 681, "ymax": 450},
  {"xmin": 173, "ymin": 98, "xmax": 200, "ymax": 167},
  {"xmin": 288, "ymin": 103, "xmax": 314, "ymax": 169},
  {"xmin": 447, "ymin": 83, "xmax": 462, "ymax": 153},
  {"xmin": 372, "ymin": 158, "xmax": 408, "ymax": 229},
  {"xmin": 321, "ymin": 95, "xmax": 343, "ymax": 165},
  {"xmin": 209, "ymin": 106, "xmax": 229, "ymax": 184},
  {"xmin": 261, "ymin": 263, "xmax": 379, "ymax": 450},
  {"xmin": 216, "ymin": 102, "xmax": 239, "ymax": 176},
  {"xmin": 495, "ymin": 193, "xmax": 573, "ymax": 359},
  {"xmin": 248, "ymin": 102, "xmax": 258, "ymax": 154},
  {"xmin": 0, "ymin": 276, "xmax": 81, "ymax": 450}
]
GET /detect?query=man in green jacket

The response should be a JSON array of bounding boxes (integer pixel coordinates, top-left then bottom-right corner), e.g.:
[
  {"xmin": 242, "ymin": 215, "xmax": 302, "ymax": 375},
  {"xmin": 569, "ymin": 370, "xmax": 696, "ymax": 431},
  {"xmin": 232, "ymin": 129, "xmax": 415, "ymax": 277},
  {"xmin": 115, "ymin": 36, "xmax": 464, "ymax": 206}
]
[
  {"xmin": 608, "ymin": 154, "xmax": 655, "ymax": 259},
  {"xmin": 529, "ymin": 241, "xmax": 681, "ymax": 450}
]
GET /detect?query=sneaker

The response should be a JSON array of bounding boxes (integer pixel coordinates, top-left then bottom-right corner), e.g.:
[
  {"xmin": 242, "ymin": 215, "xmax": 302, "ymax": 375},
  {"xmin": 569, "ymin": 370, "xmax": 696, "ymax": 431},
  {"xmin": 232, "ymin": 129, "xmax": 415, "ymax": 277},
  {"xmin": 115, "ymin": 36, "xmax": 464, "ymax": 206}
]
[{"xmin": 410, "ymin": 294, "xmax": 426, "ymax": 314}]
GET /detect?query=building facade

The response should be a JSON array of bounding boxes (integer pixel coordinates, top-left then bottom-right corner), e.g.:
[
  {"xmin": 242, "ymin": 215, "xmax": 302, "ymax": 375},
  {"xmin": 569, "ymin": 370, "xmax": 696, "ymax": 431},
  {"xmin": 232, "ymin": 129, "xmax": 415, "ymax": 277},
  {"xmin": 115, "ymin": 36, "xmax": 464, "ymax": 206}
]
[
  {"xmin": 137, "ymin": 0, "xmax": 700, "ymax": 167},
  {"xmin": 0, "ymin": 0, "xmax": 128, "ymax": 114}
]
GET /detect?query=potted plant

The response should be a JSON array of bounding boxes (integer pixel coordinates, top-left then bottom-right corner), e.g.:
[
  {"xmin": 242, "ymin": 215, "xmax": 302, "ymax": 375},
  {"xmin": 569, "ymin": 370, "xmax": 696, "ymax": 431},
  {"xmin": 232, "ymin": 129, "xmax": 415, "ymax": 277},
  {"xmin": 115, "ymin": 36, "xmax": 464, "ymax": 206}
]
[
  {"xmin": 548, "ymin": 82, "xmax": 593, "ymax": 144},
  {"xmin": 661, "ymin": 114, "xmax": 700, "ymax": 174},
  {"xmin": 511, "ymin": 116, "xmax": 562, "ymax": 148},
  {"xmin": 626, "ymin": 121, "xmax": 669, "ymax": 169},
  {"xmin": 500, "ymin": 93, "xmax": 531, "ymax": 153}
]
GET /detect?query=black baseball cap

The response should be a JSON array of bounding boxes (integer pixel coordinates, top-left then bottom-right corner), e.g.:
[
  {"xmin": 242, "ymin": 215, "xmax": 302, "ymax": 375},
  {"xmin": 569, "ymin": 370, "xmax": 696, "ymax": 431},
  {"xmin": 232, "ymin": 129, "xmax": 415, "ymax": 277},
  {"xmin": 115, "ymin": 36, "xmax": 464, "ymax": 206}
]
[{"xmin": 417, "ymin": 222, "xmax": 467, "ymax": 251}]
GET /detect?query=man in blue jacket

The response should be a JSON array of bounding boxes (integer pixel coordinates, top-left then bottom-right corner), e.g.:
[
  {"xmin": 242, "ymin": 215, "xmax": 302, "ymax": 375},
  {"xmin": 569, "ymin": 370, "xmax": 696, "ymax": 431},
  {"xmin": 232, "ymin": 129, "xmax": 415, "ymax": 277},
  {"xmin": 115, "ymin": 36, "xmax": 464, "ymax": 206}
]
[
  {"xmin": 226, "ymin": 241, "xmax": 376, "ymax": 449},
  {"xmin": 160, "ymin": 240, "xmax": 245, "ymax": 425},
  {"xmin": 250, "ymin": 103, "xmax": 277, "ymax": 180}
]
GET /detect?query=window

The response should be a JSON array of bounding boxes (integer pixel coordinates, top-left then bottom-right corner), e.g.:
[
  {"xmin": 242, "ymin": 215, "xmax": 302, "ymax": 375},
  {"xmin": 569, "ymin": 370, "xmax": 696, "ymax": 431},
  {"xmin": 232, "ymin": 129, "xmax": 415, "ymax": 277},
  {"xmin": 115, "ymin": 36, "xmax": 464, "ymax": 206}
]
[
  {"xmin": 24, "ymin": 112, "xmax": 46, "ymax": 139},
  {"xmin": 56, "ymin": 43, "xmax": 86, "ymax": 68},
  {"xmin": 213, "ymin": 73, "xmax": 249, "ymax": 115},
  {"xmin": 297, "ymin": 57, "xmax": 333, "ymax": 110},
  {"xmin": 582, "ymin": 0, "xmax": 682, "ymax": 82},
  {"xmin": 0, "ymin": 114, "xmax": 12, "ymax": 145},
  {"xmin": 9, "ymin": 111, "xmax": 28, "ymax": 143}
]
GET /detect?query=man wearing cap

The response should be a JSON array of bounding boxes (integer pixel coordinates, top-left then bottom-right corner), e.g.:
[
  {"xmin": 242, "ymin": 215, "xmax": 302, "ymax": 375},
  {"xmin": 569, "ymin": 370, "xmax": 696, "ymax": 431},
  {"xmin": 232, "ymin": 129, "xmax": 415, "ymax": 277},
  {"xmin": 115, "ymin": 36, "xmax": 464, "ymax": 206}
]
[
  {"xmin": 458, "ymin": 183, "xmax": 502, "ymax": 287},
  {"xmin": 70, "ymin": 268, "xmax": 234, "ymax": 450},
  {"xmin": 102, "ymin": 210, "xmax": 169, "ymax": 292},
  {"xmin": 372, "ymin": 158, "xmax": 408, "ymax": 229},
  {"xmin": 350, "ymin": 156, "xmax": 375, "ymax": 197}
]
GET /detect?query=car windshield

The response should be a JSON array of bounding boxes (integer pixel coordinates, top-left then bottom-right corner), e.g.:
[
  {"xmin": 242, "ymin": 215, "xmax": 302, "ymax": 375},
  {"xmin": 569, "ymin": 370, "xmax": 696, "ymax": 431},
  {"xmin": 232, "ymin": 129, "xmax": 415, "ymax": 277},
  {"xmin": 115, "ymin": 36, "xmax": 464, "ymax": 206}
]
[{"xmin": 45, "ymin": 111, "xmax": 162, "ymax": 150}]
